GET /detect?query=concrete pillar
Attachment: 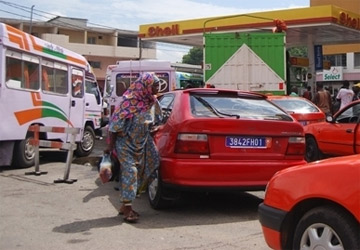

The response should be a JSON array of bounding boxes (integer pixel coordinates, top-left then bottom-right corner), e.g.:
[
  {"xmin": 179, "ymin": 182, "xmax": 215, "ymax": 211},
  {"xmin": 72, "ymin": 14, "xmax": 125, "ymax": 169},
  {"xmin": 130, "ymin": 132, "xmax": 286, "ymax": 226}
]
[
  {"xmin": 84, "ymin": 30, "xmax": 87, "ymax": 44},
  {"xmin": 307, "ymin": 34, "xmax": 316, "ymax": 92}
]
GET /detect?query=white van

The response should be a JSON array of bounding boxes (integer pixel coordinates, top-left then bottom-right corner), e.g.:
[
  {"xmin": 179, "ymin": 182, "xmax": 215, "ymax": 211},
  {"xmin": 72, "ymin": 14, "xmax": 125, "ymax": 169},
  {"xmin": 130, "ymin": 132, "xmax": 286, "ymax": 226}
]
[
  {"xmin": 0, "ymin": 23, "xmax": 102, "ymax": 167},
  {"xmin": 103, "ymin": 60, "xmax": 176, "ymax": 119}
]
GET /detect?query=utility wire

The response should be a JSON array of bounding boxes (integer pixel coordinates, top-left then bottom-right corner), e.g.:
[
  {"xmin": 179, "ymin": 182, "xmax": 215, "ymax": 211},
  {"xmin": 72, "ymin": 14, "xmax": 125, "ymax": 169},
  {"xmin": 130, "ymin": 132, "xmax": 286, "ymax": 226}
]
[{"xmin": 0, "ymin": 0, "xmax": 193, "ymax": 55}]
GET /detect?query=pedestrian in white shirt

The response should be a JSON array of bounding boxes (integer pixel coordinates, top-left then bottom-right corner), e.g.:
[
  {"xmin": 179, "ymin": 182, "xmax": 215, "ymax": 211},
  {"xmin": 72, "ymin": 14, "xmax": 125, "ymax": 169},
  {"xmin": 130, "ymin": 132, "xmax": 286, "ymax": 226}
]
[{"xmin": 336, "ymin": 81, "xmax": 354, "ymax": 110}]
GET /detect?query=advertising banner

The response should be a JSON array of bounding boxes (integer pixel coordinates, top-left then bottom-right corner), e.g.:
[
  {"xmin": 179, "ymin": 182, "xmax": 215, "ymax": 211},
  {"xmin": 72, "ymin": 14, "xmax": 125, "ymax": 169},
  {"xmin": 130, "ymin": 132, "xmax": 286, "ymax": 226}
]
[
  {"xmin": 314, "ymin": 45, "xmax": 323, "ymax": 71},
  {"xmin": 322, "ymin": 67, "xmax": 343, "ymax": 81}
]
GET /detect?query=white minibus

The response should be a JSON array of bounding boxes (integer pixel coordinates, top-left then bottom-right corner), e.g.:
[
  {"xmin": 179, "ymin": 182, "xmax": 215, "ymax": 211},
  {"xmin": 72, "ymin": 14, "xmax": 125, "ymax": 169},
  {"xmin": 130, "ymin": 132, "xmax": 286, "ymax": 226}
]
[
  {"xmin": 103, "ymin": 60, "xmax": 176, "ymax": 119},
  {"xmin": 0, "ymin": 23, "xmax": 102, "ymax": 168}
]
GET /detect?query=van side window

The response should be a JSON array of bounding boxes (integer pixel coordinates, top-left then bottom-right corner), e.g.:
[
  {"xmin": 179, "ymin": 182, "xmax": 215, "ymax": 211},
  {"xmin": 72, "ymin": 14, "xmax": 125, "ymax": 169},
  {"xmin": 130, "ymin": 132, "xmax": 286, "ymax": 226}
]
[
  {"xmin": 56, "ymin": 69, "xmax": 68, "ymax": 94},
  {"xmin": 5, "ymin": 51, "xmax": 39, "ymax": 90},
  {"xmin": 42, "ymin": 61, "xmax": 68, "ymax": 95},
  {"xmin": 86, "ymin": 80, "xmax": 101, "ymax": 104},
  {"xmin": 71, "ymin": 68, "xmax": 84, "ymax": 98},
  {"xmin": 6, "ymin": 56, "xmax": 22, "ymax": 88},
  {"xmin": 25, "ymin": 60, "xmax": 40, "ymax": 90},
  {"xmin": 115, "ymin": 73, "xmax": 138, "ymax": 96}
]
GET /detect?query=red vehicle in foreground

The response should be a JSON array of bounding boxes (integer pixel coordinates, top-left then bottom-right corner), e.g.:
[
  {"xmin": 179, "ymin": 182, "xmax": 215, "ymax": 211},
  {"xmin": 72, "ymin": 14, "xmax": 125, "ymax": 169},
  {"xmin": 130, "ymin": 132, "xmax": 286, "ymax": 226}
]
[
  {"xmin": 259, "ymin": 154, "xmax": 360, "ymax": 250},
  {"xmin": 267, "ymin": 95, "xmax": 325, "ymax": 126},
  {"xmin": 304, "ymin": 100, "xmax": 360, "ymax": 162},
  {"xmin": 148, "ymin": 88, "xmax": 306, "ymax": 209}
]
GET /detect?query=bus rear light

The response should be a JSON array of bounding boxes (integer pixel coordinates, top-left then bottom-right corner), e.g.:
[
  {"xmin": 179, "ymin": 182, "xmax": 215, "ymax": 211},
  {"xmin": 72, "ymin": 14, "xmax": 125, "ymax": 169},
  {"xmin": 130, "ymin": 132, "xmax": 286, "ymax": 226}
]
[{"xmin": 175, "ymin": 133, "xmax": 209, "ymax": 154}]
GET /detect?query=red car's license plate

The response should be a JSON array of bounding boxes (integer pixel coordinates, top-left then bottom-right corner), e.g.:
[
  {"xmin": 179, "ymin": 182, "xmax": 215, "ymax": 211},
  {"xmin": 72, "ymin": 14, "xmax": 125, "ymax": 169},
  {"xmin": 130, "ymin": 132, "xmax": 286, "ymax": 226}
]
[{"xmin": 225, "ymin": 136, "xmax": 267, "ymax": 148}]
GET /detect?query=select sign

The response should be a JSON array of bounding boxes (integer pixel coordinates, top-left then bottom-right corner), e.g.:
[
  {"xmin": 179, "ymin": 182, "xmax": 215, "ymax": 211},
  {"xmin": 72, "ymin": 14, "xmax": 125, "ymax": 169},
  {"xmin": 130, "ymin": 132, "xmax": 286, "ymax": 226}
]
[{"xmin": 323, "ymin": 67, "xmax": 343, "ymax": 81}]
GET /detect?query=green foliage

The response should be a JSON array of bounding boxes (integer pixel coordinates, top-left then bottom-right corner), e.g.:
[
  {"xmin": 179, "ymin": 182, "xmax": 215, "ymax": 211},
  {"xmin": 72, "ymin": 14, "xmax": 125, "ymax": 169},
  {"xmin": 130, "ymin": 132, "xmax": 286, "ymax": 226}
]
[
  {"xmin": 182, "ymin": 47, "xmax": 203, "ymax": 65},
  {"xmin": 288, "ymin": 47, "xmax": 308, "ymax": 57}
]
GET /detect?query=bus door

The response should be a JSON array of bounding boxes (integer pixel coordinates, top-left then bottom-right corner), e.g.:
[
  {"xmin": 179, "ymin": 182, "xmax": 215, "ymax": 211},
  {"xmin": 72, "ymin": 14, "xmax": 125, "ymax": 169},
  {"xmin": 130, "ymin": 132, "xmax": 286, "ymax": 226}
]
[{"xmin": 69, "ymin": 67, "xmax": 85, "ymax": 141}]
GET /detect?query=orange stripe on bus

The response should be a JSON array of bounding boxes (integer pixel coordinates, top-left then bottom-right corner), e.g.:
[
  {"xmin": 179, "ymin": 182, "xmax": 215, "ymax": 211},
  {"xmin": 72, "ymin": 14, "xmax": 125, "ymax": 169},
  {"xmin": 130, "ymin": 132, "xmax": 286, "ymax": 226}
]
[
  {"xmin": 31, "ymin": 92, "xmax": 42, "ymax": 106},
  {"xmin": 29, "ymin": 35, "xmax": 43, "ymax": 52},
  {"xmin": 6, "ymin": 25, "xmax": 30, "ymax": 50},
  {"xmin": 14, "ymin": 109, "xmax": 42, "ymax": 125},
  {"xmin": 67, "ymin": 55, "xmax": 87, "ymax": 66},
  {"xmin": 8, "ymin": 34, "xmax": 25, "ymax": 49}
]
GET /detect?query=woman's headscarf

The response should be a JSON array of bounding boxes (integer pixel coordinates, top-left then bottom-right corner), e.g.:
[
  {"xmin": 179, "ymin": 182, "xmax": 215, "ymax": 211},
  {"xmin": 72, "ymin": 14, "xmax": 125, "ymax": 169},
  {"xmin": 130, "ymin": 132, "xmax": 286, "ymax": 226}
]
[{"xmin": 115, "ymin": 72, "xmax": 159, "ymax": 119}]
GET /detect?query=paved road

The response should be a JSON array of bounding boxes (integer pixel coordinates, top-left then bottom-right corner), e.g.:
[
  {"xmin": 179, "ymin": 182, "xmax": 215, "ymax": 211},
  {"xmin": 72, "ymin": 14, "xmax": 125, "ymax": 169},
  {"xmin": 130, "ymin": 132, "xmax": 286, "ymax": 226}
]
[{"xmin": 0, "ymin": 136, "xmax": 269, "ymax": 250}]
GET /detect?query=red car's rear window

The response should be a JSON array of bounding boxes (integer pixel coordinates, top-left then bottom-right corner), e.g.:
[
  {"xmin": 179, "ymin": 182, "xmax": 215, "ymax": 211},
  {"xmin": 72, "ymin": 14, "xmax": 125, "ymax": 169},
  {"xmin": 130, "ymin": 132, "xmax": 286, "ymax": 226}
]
[{"xmin": 189, "ymin": 93, "xmax": 293, "ymax": 121}]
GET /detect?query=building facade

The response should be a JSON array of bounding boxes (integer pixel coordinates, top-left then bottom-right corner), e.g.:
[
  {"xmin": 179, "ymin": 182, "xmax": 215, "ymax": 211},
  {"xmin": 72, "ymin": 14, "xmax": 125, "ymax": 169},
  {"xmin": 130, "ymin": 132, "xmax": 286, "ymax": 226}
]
[
  {"xmin": 311, "ymin": 0, "xmax": 360, "ymax": 94},
  {"xmin": 0, "ymin": 16, "xmax": 157, "ymax": 89}
]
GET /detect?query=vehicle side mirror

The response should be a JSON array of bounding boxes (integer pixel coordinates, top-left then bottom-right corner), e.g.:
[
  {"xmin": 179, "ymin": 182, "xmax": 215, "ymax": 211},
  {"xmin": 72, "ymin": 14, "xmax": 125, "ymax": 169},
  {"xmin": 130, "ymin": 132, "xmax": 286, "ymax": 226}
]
[
  {"xmin": 326, "ymin": 115, "xmax": 333, "ymax": 122},
  {"xmin": 104, "ymin": 85, "xmax": 114, "ymax": 98}
]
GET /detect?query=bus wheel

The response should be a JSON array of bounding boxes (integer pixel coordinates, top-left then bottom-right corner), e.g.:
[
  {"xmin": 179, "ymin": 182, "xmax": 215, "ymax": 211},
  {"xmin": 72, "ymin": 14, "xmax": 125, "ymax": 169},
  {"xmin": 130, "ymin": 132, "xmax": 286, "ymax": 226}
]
[
  {"xmin": 12, "ymin": 132, "xmax": 35, "ymax": 168},
  {"xmin": 75, "ymin": 125, "xmax": 95, "ymax": 157}
]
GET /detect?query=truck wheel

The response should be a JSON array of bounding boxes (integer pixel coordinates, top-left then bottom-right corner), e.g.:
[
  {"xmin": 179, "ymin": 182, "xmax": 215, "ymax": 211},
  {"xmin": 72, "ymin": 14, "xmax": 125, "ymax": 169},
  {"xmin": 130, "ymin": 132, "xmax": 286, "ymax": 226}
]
[
  {"xmin": 12, "ymin": 132, "xmax": 35, "ymax": 168},
  {"xmin": 75, "ymin": 125, "xmax": 95, "ymax": 157}
]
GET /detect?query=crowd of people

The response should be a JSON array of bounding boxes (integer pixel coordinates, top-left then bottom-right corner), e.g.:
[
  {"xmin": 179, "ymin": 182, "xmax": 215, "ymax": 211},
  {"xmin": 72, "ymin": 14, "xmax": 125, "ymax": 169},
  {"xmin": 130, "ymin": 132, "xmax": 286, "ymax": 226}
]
[{"xmin": 295, "ymin": 80, "xmax": 360, "ymax": 115}]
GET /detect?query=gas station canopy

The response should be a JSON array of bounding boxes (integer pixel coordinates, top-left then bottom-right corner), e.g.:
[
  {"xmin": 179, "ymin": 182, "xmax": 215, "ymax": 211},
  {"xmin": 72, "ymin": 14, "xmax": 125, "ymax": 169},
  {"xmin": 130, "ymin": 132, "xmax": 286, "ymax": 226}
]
[{"xmin": 139, "ymin": 5, "xmax": 360, "ymax": 48}]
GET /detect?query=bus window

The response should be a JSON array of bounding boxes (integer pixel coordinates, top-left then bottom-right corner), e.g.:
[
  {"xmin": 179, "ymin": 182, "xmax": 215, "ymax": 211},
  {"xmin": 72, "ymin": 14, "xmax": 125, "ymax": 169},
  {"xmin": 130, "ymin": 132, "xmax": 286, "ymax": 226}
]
[
  {"xmin": 42, "ymin": 61, "xmax": 68, "ymax": 95},
  {"xmin": 54, "ymin": 62, "xmax": 68, "ymax": 95},
  {"xmin": 6, "ymin": 56, "xmax": 22, "ymax": 88},
  {"xmin": 116, "ymin": 79, "xmax": 127, "ymax": 96},
  {"xmin": 5, "ymin": 51, "xmax": 40, "ymax": 90},
  {"xmin": 86, "ymin": 79, "xmax": 101, "ymax": 104},
  {"xmin": 42, "ymin": 68, "xmax": 50, "ymax": 91},
  {"xmin": 25, "ymin": 60, "xmax": 40, "ymax": 90},
  {"xmin": 56, "ymin": 69, "xmax": 68, "ymax": 94},
  {"xmin": 115, "ymin": 73, "xmax": 138, "ymax": 96},
  {"xmin": 71, "ymin": 68, "xmax": 84, "ymax": 98}
]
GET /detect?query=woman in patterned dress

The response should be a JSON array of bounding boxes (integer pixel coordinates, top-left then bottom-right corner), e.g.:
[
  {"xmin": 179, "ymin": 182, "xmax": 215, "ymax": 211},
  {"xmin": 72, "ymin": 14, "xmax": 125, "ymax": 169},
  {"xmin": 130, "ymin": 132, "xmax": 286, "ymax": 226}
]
[{"xmin": 105, "ymin": 72, "xmax": 162, "ymax": 223}]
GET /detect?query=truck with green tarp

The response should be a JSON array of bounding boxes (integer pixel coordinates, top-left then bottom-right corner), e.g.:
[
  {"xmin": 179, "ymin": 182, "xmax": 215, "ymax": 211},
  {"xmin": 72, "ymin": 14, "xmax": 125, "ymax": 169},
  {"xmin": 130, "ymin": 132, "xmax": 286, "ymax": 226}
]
[{"xmin": 203, "ymin": 32, "xmax": 287, "ymax": 95}]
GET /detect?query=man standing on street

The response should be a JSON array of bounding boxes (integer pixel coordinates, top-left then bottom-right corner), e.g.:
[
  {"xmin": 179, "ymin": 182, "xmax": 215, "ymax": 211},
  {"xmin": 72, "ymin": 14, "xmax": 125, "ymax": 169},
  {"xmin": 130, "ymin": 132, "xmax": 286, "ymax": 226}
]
[
  {"xmin": 313, "ymin": 82, "xmax": 332, "ymax": 116},
  {"xmin": 336, "ymin": 81, "xmax": 354, "ymax": 110}
]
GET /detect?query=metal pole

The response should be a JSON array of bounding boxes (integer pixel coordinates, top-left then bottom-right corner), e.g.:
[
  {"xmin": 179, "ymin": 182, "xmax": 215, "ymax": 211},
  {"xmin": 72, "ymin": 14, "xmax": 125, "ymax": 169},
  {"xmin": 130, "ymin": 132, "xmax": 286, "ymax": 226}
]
[
  {"xmin": 138, "ymin": 37, "xmax": 142, "ymax": 60},
  {"xmin": 29, "ymin": 5, "xmax": 35, "ymax": 34}
]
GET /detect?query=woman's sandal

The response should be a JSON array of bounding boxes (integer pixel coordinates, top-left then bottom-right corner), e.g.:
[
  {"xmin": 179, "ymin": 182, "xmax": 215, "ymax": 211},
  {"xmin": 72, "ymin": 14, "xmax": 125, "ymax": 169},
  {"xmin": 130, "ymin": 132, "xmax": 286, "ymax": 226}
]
[
  {"xmin": 118, "ymin": 207, "xmax": 140, "ymax": 217},
  {"xmin": 123, "ymin": 210, "xmax": 139, "ymax": 223}
]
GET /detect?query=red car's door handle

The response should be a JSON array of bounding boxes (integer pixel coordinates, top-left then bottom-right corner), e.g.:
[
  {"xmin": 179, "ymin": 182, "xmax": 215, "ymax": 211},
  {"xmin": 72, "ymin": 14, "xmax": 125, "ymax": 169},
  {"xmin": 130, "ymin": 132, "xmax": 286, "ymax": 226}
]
[{"xmin": 346, "ymin": 129, "xmax": 353, "ymax": 133}]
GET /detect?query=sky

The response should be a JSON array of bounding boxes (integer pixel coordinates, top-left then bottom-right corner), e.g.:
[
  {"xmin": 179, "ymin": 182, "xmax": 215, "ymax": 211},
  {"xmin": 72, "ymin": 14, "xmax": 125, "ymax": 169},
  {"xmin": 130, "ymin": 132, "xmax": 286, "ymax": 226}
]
[{"xmin": 0, "ymin": 0, "xmax": 310, "ymax": 62}]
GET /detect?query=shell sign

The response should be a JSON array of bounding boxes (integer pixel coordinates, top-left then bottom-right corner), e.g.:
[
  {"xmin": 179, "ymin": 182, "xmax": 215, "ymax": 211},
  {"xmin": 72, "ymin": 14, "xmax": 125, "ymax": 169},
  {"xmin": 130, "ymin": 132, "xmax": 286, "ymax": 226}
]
[
  {"xmin": 148, "ymin": 24, "xmax": 179, "ymax": 37},
  {"xmin": 339, "ymin": 12, "xmax": 360, "ymax": 30}
]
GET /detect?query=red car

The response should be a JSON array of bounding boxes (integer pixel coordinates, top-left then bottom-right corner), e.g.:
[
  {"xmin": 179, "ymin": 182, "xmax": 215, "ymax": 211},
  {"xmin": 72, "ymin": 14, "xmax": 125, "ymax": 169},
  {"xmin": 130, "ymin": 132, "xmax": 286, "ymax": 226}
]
[
  {"xmin": 267, "ymin": 95, "xmax": 325, "ymax": 126},
  {"xmin": 304, "ymin": 99, "xmax": 360, "ymax": 162},
  {"xmin": 148, "ymin": 88, "xmax": 306, "ymax": 209},
  {"xmin": 259, "ymin": 154, "xmax": 360, "ymax": 250}
]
